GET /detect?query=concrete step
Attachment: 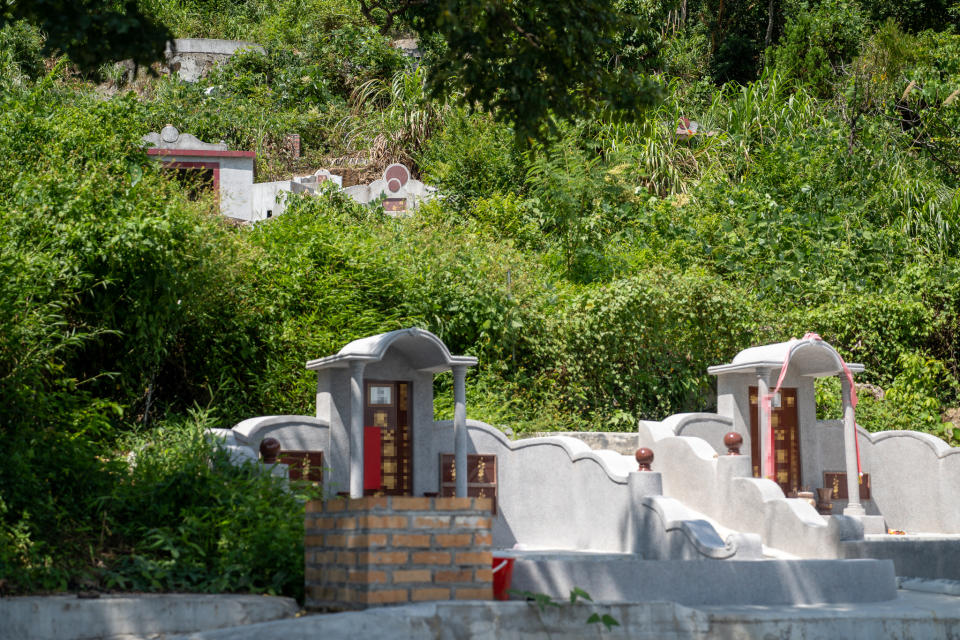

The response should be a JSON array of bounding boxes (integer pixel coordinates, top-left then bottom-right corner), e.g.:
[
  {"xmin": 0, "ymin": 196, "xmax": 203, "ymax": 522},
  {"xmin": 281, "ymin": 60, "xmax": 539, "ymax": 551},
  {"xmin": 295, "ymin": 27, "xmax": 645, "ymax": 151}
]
[{"xmin": 843, "ymin": 534, "xmax": 960, "ymax": 580}]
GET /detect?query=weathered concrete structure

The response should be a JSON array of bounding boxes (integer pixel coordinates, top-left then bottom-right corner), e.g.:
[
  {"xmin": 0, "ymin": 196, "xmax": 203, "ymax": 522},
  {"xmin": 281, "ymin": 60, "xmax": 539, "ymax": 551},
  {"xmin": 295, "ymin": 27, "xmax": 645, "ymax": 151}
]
[
  {"xmin": 144, "ymin": 126, "xmax": 256, "ymax": 220},
  {"xmin": 164, "ymin": 39, "xmax": 265, "ymax": 82},
  {"xmin": 144, "ymin": 127, "xmax": 345, "ymax": 222}
]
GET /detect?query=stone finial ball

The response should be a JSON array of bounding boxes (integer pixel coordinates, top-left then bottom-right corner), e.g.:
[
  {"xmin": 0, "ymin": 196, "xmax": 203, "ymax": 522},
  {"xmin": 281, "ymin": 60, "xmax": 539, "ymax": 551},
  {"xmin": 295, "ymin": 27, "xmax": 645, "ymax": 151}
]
[
  {"xmin": 723, "ymin": 432, "xmax": 743, "ymax": 455},
  {"xmin": 635, "ymin": 447, "xmax": 654, "ymax": 471},
  {"xmin": 259, "ymin": 437, "xmax": 281, "ymax": 463}
]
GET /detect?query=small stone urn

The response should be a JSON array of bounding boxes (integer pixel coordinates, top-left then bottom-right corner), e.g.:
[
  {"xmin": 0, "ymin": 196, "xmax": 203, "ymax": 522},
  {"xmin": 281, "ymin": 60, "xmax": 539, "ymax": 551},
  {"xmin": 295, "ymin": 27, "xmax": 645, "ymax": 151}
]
[
  {"xmin": 259, "ymin": 437, "xmax": 281, "ymax": 464},
  {"xmin": 816, "ymin": 487, "xmax": 834, "ymax": 515}
]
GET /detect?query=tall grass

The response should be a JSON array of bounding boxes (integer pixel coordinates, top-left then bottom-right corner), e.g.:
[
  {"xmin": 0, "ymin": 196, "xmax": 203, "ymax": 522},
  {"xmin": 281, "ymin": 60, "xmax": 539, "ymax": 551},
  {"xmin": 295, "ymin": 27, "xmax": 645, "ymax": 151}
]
[{"xmin": 596, "ymin": 71, "xmax": 827, "ymax": 196}]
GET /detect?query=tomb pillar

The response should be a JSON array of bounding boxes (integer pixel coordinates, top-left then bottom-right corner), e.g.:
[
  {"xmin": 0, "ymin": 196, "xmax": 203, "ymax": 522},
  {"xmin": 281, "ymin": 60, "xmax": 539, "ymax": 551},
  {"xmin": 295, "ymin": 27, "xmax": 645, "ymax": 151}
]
[
  {"xmin": 756, "ymin": 367, "xmax": 771, "ymax": 482},
  {"xmin": 349, "ymin": 360, "xmax": 367, "ymax": 498},
  {"xmin": 452, "ymin": 364, "xmax": 468, "ymax": 498},
  {"xmin": 841, "ymin": 374, "xmax": 865, "ymax": 516}
]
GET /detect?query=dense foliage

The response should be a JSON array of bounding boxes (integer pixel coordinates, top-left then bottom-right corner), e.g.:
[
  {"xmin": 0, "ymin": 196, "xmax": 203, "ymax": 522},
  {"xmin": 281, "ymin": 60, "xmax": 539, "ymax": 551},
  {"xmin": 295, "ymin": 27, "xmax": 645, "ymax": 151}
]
[{"xmin": 1, "ymin": 0, "xmax": 959, "ymax": 598}]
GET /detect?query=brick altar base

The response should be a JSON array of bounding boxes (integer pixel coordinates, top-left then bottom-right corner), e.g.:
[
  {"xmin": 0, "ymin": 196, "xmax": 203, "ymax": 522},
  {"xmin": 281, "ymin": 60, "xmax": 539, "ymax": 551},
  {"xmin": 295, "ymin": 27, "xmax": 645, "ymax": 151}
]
[{"xmin": 304, "ymin": 496, "xmax": 493, "ymax": 610}]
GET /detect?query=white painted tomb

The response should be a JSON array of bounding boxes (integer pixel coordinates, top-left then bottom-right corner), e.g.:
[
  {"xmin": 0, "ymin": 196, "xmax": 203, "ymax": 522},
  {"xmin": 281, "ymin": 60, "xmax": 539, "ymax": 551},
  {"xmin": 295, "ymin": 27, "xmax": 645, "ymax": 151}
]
[
  {"xmin": 342, "ymin": 163, "xmax": 436, "ymax": 214},
  {"xmin": 212, "ymin": 329, "xmax": 960, "ymax": 605}
]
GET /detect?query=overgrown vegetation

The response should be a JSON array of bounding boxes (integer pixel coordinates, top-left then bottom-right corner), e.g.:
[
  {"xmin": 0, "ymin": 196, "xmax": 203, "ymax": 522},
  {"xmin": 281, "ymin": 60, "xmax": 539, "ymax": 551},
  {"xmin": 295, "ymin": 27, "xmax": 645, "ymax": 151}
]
[{"xmin": 2, "ymin": 0, "xmax": 959, "ymax": 598}]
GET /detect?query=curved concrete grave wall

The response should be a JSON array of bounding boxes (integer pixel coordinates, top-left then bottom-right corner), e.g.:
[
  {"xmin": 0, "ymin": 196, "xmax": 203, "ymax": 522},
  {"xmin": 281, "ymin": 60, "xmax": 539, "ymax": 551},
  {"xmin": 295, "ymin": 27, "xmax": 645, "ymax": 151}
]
[
  {"xmin": 518, "ymin": 431, "xmax": 639, "ymax": 455},
  {"xmin": 222, "ymin": 416, "xmax": 758, "ymax": 560},
  {"xmin": 658, "ymin": 413, "xmax": 734, "ymax": 456},
  {"xmin": 832, "ymin": 425, "xmax": 960, "ymax": 533},
  {"xmin": 436, "ymin": 420, "xmax": 759, "ymax": 557},
  {"xmin": 231, "ymin": 415, "xmax": 331, "ymax": 452},
  {"xmin": 650, "ymin": 412, "xmax": 960, "ymax": 534},
  {"xmin": 638, "ymin": 419, "xmax": 862, "ymax": 558}
]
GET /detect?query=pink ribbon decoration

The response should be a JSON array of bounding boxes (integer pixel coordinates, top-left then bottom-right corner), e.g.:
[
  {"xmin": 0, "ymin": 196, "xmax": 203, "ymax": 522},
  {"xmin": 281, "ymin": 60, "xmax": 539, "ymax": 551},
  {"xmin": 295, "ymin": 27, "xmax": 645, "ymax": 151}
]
[{"xmin": 761, "ymin": 333, "xmax": 862, "ymax": 481}]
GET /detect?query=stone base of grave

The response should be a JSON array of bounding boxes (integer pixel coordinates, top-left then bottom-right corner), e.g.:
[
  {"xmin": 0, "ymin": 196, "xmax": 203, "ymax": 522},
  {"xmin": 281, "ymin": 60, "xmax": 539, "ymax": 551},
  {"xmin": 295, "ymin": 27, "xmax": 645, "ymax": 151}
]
[
  {"xmin": 304, "ymin": 496, "xmax": 493, "ymax": 611},
  {"xmin": 843, "ymin": 534, "xmax": 960, "ymax": 581},
  {"xmin": 506, "ymin": 551, "xmax": 898, "ymax": 605}
]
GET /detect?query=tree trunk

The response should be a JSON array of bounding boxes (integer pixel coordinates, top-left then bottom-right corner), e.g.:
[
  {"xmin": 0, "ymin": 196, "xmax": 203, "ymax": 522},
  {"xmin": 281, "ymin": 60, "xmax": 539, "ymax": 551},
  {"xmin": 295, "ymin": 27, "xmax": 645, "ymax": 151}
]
[{"xmin": 765, "ymin": 0, "xmax": 776, "ymax": 49}]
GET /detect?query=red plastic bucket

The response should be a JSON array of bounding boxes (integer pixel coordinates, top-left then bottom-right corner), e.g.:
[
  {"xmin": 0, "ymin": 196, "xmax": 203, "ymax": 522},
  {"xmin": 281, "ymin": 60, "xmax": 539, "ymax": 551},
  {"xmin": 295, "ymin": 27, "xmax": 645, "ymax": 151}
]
[{"xmin": 492, "ymin": 556, "xmax": 515, "ymax": 600}]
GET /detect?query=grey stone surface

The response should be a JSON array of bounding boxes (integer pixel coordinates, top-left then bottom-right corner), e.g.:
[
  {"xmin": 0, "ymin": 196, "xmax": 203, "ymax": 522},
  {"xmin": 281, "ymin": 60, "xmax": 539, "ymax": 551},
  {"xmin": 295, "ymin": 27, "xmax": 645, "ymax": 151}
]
[
  {"xmin": 169, "ymin": 601, "xmax": 710, "ymax": 640},
  {"xmin": 519, "ymin": 431, "xmax": 639, "ymax": 455},
  {"xmin": 843, "ymin": 535, "xmax": 960, "ymax": 580},
  {"xmin": 509, "ymin": 556, "xmax": 896, "ymax": 605},
  {"xmin": 232, "ymin": 415, "xmax": 331, "ymax": 453},
  {"xmin": 634, "ymin": 495, "xmax": 762, "ymax": 560},
  {"xmin": 168, "ymin": 592, "xmax": 960, "ymax": 640},
  {"xmin": 165, "ymin": 39, "xmax": 264, "ymax": 82},
  {"xmin": 0, "ymin": 593, "xmax": 297, "ymax": 640}
]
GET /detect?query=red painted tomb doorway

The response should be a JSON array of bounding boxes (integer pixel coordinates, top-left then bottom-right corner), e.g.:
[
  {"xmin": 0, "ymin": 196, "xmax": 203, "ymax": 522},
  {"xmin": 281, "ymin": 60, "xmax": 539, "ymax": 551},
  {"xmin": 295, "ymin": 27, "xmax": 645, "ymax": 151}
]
[
  {"xmin": 748, "ymin": 386, "xmax": 801, "ymax": 495},
  {"xmin": 363, "ymin": 380, "xmax": 412, "ymax": 495}
]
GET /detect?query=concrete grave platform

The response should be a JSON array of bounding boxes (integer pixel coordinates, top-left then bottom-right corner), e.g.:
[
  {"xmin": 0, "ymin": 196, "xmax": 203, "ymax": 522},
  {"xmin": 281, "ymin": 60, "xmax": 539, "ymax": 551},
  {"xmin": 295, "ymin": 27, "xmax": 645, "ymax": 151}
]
[
  {"xmin": 505, "ymin": 551, "xmax": 897, "ymax": 605},
  {"xmin": 843, "ymin": 534, "xmax": 960, "ymax": 580},
  {"xmin": 0, "ymin": 593, "xmax": 298, "ymax": 640},
  {"xmin": 170, "ymin": 592, "xmax": 960, "ymax": 640}
]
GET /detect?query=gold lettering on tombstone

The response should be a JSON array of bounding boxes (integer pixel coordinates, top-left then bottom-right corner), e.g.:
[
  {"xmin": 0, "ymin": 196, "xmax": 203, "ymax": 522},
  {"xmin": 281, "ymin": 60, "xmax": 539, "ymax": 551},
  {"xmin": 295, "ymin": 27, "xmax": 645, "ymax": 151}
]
[
  {"xmin": 776, "ymin": 450, "xmax": 786, "ymax": 463},
  {"xmin": 777, "ymin": 470, "xmax": 789, "ymax": 483},
  {"xmin": 823, "ymin": 472, "xmax": 871, "ymax": 500}
]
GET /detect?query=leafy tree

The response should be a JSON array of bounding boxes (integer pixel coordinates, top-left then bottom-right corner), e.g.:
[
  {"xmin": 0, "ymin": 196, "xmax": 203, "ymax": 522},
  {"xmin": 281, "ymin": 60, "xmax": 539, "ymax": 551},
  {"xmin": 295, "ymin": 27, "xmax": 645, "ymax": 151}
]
[
  {"xmin": 858, "ymin": 0, "xmax": 955, "ymax": 33},
  {"xmin": 404, "ymin": 0, "xmax": 663, "ymax": 139},
  {"xmin": 1, "ymin": 0, "xmax": 172, "ymax": 74}
]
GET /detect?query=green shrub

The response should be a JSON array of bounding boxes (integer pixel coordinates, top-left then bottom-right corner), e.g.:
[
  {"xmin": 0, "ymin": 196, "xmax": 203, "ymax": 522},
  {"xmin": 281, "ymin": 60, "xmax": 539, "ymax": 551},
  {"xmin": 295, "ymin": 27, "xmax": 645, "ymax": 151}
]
[
  {"xmin": 101, "ymin": 411, "xmax": 311, "ymax": 598},
  {"xmin": 550, "ymin": 268, "xmax": 762, "ymax": 425},
  {"xmin": 816, "ymin": 353, "xmax": 960, "ymax": 445},
  {"xmin": 525, "ymin": 130, "xmax": 637, "ymax": 282},
  {"xmin": 0, "ymin": 21, "xmax": 45, "ymax": 85},
  {"xmin": 418, "ymin": 108, "xmax": 524, "ymax": 212},
  {"xmin": 770, "ymin": 0, "xmax": 868, "ymax": 97}
]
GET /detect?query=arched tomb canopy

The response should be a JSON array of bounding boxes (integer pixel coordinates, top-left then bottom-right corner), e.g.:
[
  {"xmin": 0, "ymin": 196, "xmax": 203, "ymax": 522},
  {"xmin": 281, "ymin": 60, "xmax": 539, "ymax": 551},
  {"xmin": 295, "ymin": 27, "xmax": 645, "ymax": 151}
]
[
  {"xmin": 708, "ymin": 337, "xmax": 864, "ymax": 378},
  {"xmin": 305, "ymin": 327, "xmax": 477, "ymax": 374}
]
